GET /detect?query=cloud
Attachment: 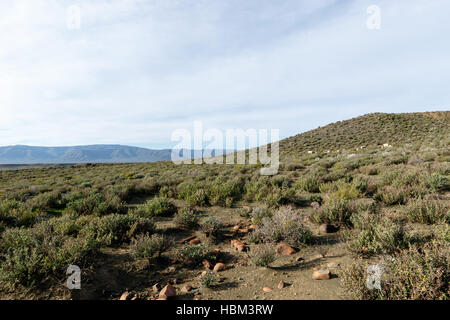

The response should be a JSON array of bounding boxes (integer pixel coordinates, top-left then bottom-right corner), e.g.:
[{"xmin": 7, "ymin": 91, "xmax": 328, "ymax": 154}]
[{"xmin": 0, "ymin": 0, "xmax": 449, "ymax": 148}]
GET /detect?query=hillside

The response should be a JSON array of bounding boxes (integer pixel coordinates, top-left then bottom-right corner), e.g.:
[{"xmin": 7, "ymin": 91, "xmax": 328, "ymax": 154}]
[{"xmin": 280, "ymin": 112, "xmax": 450, "ymax": 157}]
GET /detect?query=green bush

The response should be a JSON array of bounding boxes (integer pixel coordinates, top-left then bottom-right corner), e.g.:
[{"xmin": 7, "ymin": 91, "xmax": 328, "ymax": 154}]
[
  {"xmin": 132, "ymin": 197, "xmax": 176, "ymax": 217},
  {"xmin": 174, "ymin": 207, "xmax": 199, "ymax": 230},
  {"xmin": 403, "ymin": 198, "xmax": 449, "ymax": 224},
  {"xmin": 249, "ymin": 244, "xmax": 277, "ymax": 267},
  {"xmin": 294, "ymin": 173, "xmax": 321, "ymax": 193},
  {"xmin": 130, "ymin": 234, "xmax": 172, "ymax": 260},
  {"xmin": 310, "ymin": 198, "xmax": 355, "ymax": 227}
]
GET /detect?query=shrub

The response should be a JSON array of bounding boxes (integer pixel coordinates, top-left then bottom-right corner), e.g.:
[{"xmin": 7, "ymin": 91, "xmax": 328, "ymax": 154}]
[
  {"xmin": 65, "ymin": 192, "xmax": 126, "ymax": 217},
  {"xmin": 403, "ymin": 198, "xmax": 449, "ymax": 224},
  {"xmin": 310, "ymin": 198, "xmax": 355, "ymax": 227},
  {"xmin": 176, "ymin": 244, "xmax": 211, "ymax": 266},
  {"xmin": 174, "ymin": 207, "xmax": 199, "ymax": 230},
  {"xmin": 200, "ymin": 217, "xmax": 223, "ymax": 238},
  {"xmin": 132, "ymin": 197, "xmax": 176, "ymax": 217},
  {"xmin": 250, "ymin": 206, "xmax": 272, "ymax": 225},
  {"xmin": 79, "ymin": 214, "xmax": 140, "ymax": 246},
  {"xmin": 0, "ymin": 223, "xmax": 97, "ymax": 287},
  {"xmin": 257, "ymin": 207, "xmax": 312, "ymax": 247},
  {"xmin": 341, "ymin": 242, "xmax": 449, "ymax": 300},
  {"xmin": 427, "ymin": 173, "xmax": 449, "ymax": 192},
  {"xmin": 374, "ymin": 186, "xmax": 406, "ymax": 205},
  {"xmin": 198, "ymin": 272, "xmax": 217, "ymax": 288},
  {"xmin": 348, "ymin": 213, "xmax": 411, "ymax": 256},
  {"xmin": 130, "ymin": 234, "xmax": 172, "ymax": 260},
  {"xmin": 294, "ymin": 174, "xmax": 321, "ymax": 193},
  {"xmin": 249, "ymin": 244, "xmax": 277, "ymax": 267}
]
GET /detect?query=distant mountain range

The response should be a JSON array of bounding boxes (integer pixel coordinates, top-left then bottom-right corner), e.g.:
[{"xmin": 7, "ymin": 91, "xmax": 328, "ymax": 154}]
[{"xmin": 0, "ymin": 145, "xmax": 185, "ymax": 164}]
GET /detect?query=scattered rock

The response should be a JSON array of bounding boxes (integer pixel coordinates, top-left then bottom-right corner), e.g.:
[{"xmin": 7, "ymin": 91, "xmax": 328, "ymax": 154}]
[
  {"xmin": 240, "ymin": 228, "xmax": 249, "ymax": 233},
  {"xmin": 233, "ymin": 225, "xmax": 241, "ymax": 231},
  {"xmin": 189, "ymin": 238, "xmax": 201, "ymax": 245},
  {"xmin": 231, "ymin": 239, "xmax": 246, "ymax": 252},
  {"xmin": 263, "ymin": 287, "xmax": 274, "ymax": 293},
  {"xmin": 119, "ymin": 291, "xmax": 132, "ymax": 300},
  {"xmin": 312, "ymin": 269, "xmax": 331, "ymax": 280},
  {"xmin": 249, "ymin": 225, "xmax": 258, "ymax": 230},
  {"xmin": 159, "ymin": 285, "xmax": 176, "ymax": 299},
  {"xmin": 276, "ymin": 243, "xmax": 296, "ymax": 255},
  {"xmin": 202, "ymin": 259, "xmax": 213, "ymax": 270},
  {"xmin": 278, "ymin": 281, "xmax": 286, "ymax": 289},
  {"xmin": 213, "ymin": 263, "xmax": 226, "ymax": 272},
  {"xmin": 319, "ymin": 224, "xmax": 338, "ymax": 234},
  {"xmin": 310, "ymin": 201, "xmax": 321, "ymax": 208}
]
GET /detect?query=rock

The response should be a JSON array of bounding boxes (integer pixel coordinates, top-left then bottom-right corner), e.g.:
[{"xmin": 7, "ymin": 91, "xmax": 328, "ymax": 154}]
[
  {"xmin": 310, "ymin": 201, "xmax": 321, "ymax": 208},
  {"xmin": 189, "ymin": 238, "xmax": 201, "ymax": 245},
  {"xmin": 159, "ymin": 285, "xmax": 176, "ymax": 298},
  {"xmin": 278, "ymin": 281, "xmax": 286, "ymax": 289},
  {"xmin": 202, "ymin": 259, "xmax": 213, "ymax": 270},
  {"xmin": 152, "ymin": 284, "xmax": 160, "ymax": 293},
  {"xmin": 119, "ymin": 291, "xmax": 132, "ymax": 300},
  {"xmin": 276, "ymin": 243, "xmax": 296, "ymax": 255},
  {"xmin": 211, "ymin": 248, "xmax": 221, "ymax": 254},
  {"xmin": 249, "ymin": 225, "xmax": 258, "ymax": 230},
  {"xmin": 213, "ymin": 263, "xmax": 226, "ymax": 272},
  {"xmin": 240, "ymin": 228, "xmax": 249, "ymax": 233},
  {"xmin": 180, "ymin": 235, "xmax": 197, "ymax": 244},
  {"xmin": 263, "ymin": 287, "xmax": 274, "ymax": 293},
  {"xmin": 231, "ymin": 239, "xmax": 246, "ymax": 252},
  {"xmin": 233, "ymin": 225, "xmax": 240, "ymax": 231},
  {"xmin": 295, "ymin": 256, "xmax": 304, "ymax": 262},
  {"xmin": 319, "ymin": 224, "xmax": 338, "ymax": 234},
  {"xmin": 312, "ymin": 269, "xmax": 331, "ymax": 280}
]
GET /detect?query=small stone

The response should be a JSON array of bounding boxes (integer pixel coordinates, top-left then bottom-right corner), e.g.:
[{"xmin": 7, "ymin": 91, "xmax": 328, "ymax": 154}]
[
  {"xmin": 278, "ymin": 281, "xmax": 286, "ymax": 289},
  {"xmin": 159, "ymin": 285, "xmax": 176, "ymax": 298},
  {"xmin": 152, "ymin": 283, "xmax": 160, "ymax": 293},
  {"xmin": 213, "ymin": 263, "xmax": 226, "ymax": 272},
  {"xmin": 233, "ymin": 225, "xmax": 240, "ymax": 231},
  {"xmin": 276, "ymin": 243, "xmax": 296, "ymax": 255},
  {"xmin": 119, "ymin": 291, "xmax": 132, "ymax": 300},
  {"xmin": 312, "ymin": 269, "xmax": 331, "ymax": 280},
  {"xmin": 263, "ymin": 287, "xmax": 274, "ymax": 293},
  {"xmin": 202, "ymin": 259, "xmax": 213, "ymax": 270},
  {"xmin": 231, "ymin": 239, "xmax": 246, "ymax": 252},
  {"xmin": 189, "ymin": 238, "xmax": 201, "ymax": 245},
  {"xmin": 249, "ymin": 225, "xmax": 258, "ymax": 230},
  {"xmin": 310, "ymin": 201, "xmax": 321, "ymax": 208},
  {"xmin": 240, "ymin": 228, "xmax": 249, "ymax": 233},
  {"xmin": 319, "ymin": 224, "xmax": 338, "ymax": 234}
]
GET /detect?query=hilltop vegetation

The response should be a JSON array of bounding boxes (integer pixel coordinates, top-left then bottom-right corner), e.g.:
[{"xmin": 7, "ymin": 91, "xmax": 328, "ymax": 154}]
[{"xmin": 0, "ymin": 112, "xmax": 448, "ymax": 300}]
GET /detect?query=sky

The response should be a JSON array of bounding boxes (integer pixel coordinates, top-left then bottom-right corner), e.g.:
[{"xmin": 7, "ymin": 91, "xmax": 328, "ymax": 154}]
[{"xmin": 1, "ymin": 0, "xmax": 449, "ymax": 149}]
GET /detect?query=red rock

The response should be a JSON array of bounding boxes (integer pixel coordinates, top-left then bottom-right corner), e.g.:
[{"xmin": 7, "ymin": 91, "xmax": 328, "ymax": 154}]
[
  {"xmin": 278, "ymin": 281, "xmax": 286, "ymax": 289},
  {"xmin": 276, "ymin": 243, "xmax": 296, "ymax": 255},
  {"xmin": 232, "ymin": 225, "xmax": 240, "ymax": 231},
  {"xmin": 248, "ymin": 225, "xmax": 258, "ymax": 230},
  {"xmin": 312, "ymin": 269, "xmax": 331, "ymax": 280},
  {"xmin": 240, "ymin": 228, "xmax": 249, "ymax": 233},
  {"xmin": 189, "ymin": 238, "xmax": 201, "ymax": 245},
  {"xmin": 202, "ymin": 259, "xmax": 213, "ymax": 270},
  {"xmin": 180, "ymin": 235, "xmax": 197, "ymax": 244},
  {"xmin": 231, "ymin": 239, "xmax": 246, "ymax": 252},
  {"xmin": 159, "ymin": 285, "xmax": 176, "ymax": 298},
  {"xmin": 213, "ymin": 263, "xmax": 226, "ymax": 272},
  {"xmin": 263, "ymin": 287, "xmax": 274, "ymax": 293}
]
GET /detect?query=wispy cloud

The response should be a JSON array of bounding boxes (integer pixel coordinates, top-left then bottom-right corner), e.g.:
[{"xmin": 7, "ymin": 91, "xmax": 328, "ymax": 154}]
[{"xmin": 1, "ymin": 0, "xmax": 449, "ymax": 148}]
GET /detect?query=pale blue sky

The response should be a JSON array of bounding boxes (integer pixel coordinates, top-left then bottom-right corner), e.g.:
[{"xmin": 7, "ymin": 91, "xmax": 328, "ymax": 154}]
[{"xmin": 1, "ymin": 0, "xmax": 449, "ymax": 149}]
